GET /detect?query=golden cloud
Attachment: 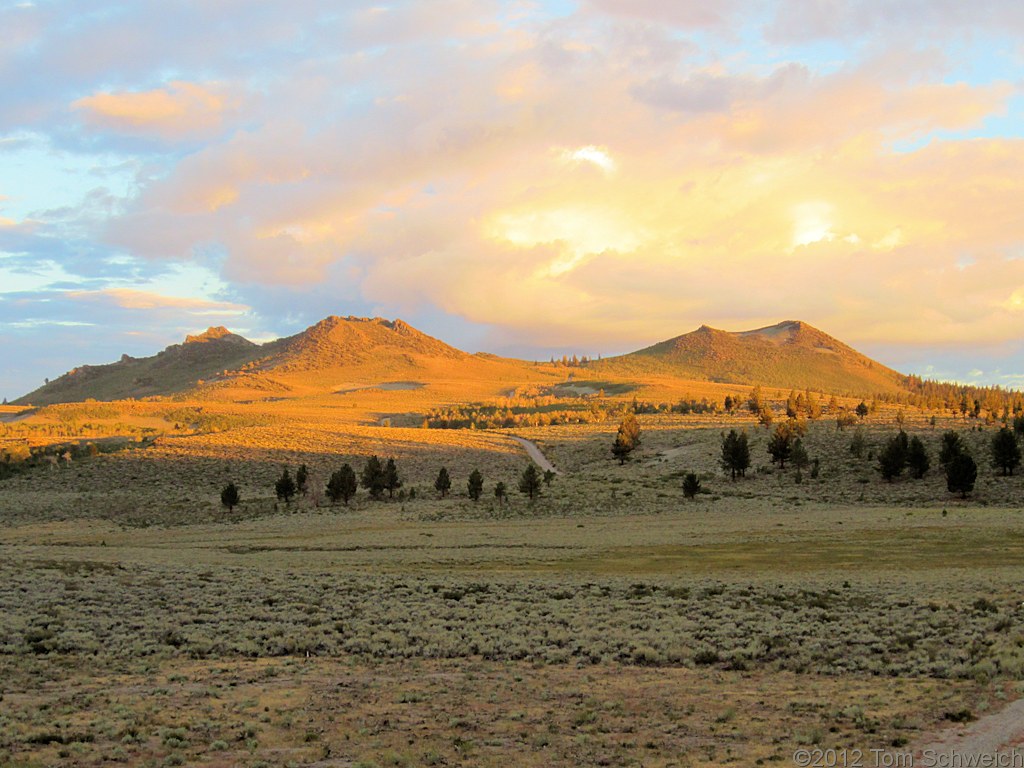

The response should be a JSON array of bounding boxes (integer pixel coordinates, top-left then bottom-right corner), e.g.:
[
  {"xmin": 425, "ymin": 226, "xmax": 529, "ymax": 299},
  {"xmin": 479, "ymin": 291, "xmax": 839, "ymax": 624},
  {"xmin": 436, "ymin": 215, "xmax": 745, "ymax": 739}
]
[
  {"xmin": 97, "ymin": 10, "xmax": 1024, "ymax": 354},
  {"xmin": 66, "ymin": 288, "xmax": 248, "ymax": 314},
  {"xmin": 72, "ymin": 81, "xmax": 237, "ymax": 140}
]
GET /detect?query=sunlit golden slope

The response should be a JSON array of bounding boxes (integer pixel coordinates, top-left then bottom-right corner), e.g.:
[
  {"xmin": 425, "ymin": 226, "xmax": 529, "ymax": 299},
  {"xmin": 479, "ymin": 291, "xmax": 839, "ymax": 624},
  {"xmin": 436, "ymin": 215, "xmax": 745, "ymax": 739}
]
[
  {"xmin": 17, "ymin": 317, "xmax": 911, "ymax": 406},
  {"xmin": 14, "ymin": 327, "xmax": 260, "ymax": 405},
  {"xmin": 15, "ymin": 316, "xmax": 547, "ymax": 405},
  {"xmin": 592, "ymin": 320, "xmax": 907, "ymax": 397}
]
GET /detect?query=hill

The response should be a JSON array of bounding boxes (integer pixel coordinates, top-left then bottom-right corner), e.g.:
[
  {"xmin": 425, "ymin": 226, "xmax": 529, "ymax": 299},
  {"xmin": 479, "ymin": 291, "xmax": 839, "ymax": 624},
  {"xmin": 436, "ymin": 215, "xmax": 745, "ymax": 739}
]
[
  {"xmin": 16, "ymin": 317, "xmax": 912, "ymax": 405},
  {"xmin": 14, "ymin": 316, "xmax": 527, "ymax": 405},
  {"xmin": 14, "ymin": 326, "xmax": 261, "ymax": 405},
  {"xmin": 592, "ymin": 320, "xmax": 907, "ymax": 396}
]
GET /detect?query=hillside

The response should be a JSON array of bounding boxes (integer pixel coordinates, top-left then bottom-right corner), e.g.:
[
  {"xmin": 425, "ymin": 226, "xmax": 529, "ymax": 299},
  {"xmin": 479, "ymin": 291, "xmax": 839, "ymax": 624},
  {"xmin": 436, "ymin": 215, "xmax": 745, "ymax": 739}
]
[
  {"xmin": 16, "ymin": 317, "xmax": 912, "ymax": 405},
  {"xmin": 592, "ymin": 320, "xmax": 907, "ymax": 396},
  {"xmin": 256, "ymin": 316, "xmax": 467, "ymax": 372},
  {"xmin": 14, "ymin": 326, "xmax": 262, "ymax": 405},
  {"xmin": 14, "ymin": 316, "xmax": 529, "ymax": 405}
]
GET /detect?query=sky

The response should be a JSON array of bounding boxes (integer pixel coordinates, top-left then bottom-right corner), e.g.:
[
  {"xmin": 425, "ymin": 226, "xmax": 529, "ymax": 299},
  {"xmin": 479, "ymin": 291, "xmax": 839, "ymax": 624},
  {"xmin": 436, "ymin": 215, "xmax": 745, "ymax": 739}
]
[{"xmin": 2, "ymin": 0, "xmax": 1024, "ymax": 399}]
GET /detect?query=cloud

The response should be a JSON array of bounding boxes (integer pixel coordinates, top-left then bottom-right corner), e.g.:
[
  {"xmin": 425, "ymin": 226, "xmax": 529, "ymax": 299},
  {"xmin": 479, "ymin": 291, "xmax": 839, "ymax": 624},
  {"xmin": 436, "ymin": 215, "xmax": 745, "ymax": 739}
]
[
  {"xmin": 72, "ymin": 81, "xmax": 237, "ymax": 141},
  {"xmin": 764, "ymin": 0, "xmax": 1024, "ymax": 44},
  {"xmin": 583, "ymin": 0, "xmax": 739, "ymax": 29},
  {"xmin": 2, "ymin": 0, "xmax": 1024, "ymax": 395},
  {"xmin": 64, "ymin": 287, "xmax": 247, "ymax": 313}
]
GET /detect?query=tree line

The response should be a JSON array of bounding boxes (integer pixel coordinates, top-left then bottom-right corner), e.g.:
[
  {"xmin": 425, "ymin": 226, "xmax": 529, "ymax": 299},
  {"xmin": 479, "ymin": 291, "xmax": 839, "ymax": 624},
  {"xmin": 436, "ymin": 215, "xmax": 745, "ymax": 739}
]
[{"xmin": 220, "ymin": 456, "xmax": 556, "ymax": 512}]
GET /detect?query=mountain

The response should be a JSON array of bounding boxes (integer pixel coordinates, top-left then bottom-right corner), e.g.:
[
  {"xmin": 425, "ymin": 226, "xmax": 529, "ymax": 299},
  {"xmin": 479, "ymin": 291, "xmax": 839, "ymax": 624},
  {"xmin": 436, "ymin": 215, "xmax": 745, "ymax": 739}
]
[
  {"xmin": 592, "ymin": 320, "xmax": 907, "ymax": 396},
  {"xmin": 16, "ymin": 317, "xmax": 910, "ymax": 405},
  {"xmin": 14, "ymin": 316, "xmax": 497, "ymax": 405}
]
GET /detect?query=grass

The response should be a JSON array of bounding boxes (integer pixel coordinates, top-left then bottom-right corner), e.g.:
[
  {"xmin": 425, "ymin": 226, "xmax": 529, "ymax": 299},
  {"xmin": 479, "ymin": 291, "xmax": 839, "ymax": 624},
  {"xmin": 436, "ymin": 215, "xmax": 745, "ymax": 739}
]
[{"xmin": 3, "ymin": 390, "xmax": 1024, "ymax": 764}]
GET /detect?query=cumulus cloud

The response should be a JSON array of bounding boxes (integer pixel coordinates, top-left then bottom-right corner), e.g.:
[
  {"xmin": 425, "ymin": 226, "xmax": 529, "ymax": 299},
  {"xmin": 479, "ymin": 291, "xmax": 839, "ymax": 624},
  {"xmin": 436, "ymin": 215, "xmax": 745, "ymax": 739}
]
[{"xmin": 2, "ymin": 0, "xmax": 1024, "ymax": 395}]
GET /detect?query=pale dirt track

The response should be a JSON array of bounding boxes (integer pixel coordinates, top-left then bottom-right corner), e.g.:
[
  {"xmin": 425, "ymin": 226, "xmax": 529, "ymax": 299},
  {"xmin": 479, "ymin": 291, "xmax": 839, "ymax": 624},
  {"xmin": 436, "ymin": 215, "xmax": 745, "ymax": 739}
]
[
  {"xmin": 913, "ymin": 697, "xmax": 1024, "ymax": 762},
  {"xmin": 505, "ymin": 435, "xmax": 559, "ymax": 475}
]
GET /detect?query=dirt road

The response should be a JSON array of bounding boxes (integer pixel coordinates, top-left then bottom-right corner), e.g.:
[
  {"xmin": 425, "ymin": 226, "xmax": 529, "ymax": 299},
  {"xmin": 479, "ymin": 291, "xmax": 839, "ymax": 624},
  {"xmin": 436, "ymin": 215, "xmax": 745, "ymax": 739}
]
[
  {"xmin": 505, "ymin": 435, "xmax": 559, "ymax": 475},
  {"xmin": 912, "ymin": 697, "xmax": 1024, "ymax": 762}
]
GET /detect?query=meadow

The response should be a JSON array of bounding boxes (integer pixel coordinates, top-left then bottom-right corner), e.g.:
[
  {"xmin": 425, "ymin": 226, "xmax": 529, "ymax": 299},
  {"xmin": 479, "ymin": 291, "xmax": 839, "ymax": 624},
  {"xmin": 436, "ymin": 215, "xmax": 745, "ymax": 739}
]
[{"xmin": 2, "ymin": 389, "xmax": 1023, "ymax": 766}]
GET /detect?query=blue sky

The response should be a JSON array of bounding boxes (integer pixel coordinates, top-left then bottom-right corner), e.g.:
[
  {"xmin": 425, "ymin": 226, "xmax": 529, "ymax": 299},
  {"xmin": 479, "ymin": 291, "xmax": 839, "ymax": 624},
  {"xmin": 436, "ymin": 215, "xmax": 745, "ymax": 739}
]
[{"xmin": 2, "ymin": 0, "xmax": 1024, "ymax": 399}]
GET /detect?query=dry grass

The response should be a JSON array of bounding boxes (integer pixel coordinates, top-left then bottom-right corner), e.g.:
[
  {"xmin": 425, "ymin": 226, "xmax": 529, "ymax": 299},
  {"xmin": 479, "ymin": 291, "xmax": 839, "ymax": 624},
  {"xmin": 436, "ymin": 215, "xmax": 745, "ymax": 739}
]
[
  {"xmin": 3, "ymin": 391, "xmax": 1024, "ymax": 765},
  {"xmin": 0, "ymin": 655, "xmax": 1000, "ymax": 768}
]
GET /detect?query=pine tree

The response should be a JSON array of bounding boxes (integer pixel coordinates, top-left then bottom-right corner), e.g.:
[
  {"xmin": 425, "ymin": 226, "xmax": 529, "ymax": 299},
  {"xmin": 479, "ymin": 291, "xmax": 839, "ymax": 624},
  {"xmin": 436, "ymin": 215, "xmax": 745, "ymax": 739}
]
[
  {"xmin": 748, "ymin": 385, "xmax": 763, "ymax": 414},
  {"xmin": 682, "ymin": 472, "xmax": 701, "ymax": 499},
  {"xmin": 991, "ymin": 427, "xmax": 1022, "ymax": 476},
  {"xmin": 221, "ymin": 482, "xmax": 240, "ymax": 512},
  {"xmin": 620, "ymin": 412, "xmax": 641, "ymax": 446},
  {"xmin": 849, "ymin": 429, "xmax": 867, "ymax": 458},
  {"xmin": 361, "ymin": 455, "xmax": 386, "ymax": 499},
  {"xmin": 296, "ymin": 464, "xmax": 309, "ymax": 495},
  {"xmin": 767, "ymin": 424, "xmax": 793, "ymax": 468},
  {"xmin": 275, "ymin": 468, "xmax": 297, "ymax": 503},
  {"xmin": 494, "ymin": 481, "xmax": 507, "ymax": 504},
  {"xmin": 790, "ymin": 439, "xmax": 810, "ymax": 473},
  {"xmin": 719, "ymin": 429, "xmax": 750, "ymax": 480},
  {"xmin": 878, "ymin": 434, "xmax": 907, "ymax": 482},
  {"xmin": 907, "ymin": 436, "xmax": 930, "ymax": 479},
  {"xmin": 611, "ymin": 413, "xmax": 641, "ymax": 464},
  {"xmin": 939, "ymin": 431, "xmax": 966, "ymax": 468},
  {"xmin": 612, "ymin": 432, "xmax": 633, "ymax": 465},
  {"xmin": 383, "ymin": 457, "xmax": 402, "ymax": 498},
  {"xmin": 855, "ymin": 402, "xmax": 869, "ymax": 420},
  {"xmin": 434, "ymin": 466, "xmax": 451, "ymax": 498},
  {"xmin": 519, "ymin": 464, "xmax": 541, "ymax": 500},
  {"xmin": 326, "ymin": 464, "xmax": 358, "ymax": 505},
  {"xmin": 467, "ymin": 469, "xmax": 483, "ymax": 501},
  {"xmin": 946, "ymin": 452, "xmax": 978, "ymax": 498},
  {"xmin": 786, "ymin": 390, "xmax": 799, "ymax": 419}
]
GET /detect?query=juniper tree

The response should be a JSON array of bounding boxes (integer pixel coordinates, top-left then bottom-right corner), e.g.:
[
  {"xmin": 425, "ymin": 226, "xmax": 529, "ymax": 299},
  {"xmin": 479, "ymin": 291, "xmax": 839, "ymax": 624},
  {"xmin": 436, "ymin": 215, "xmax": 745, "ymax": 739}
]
[
  {"xmin": 296, "ymin": 464, "xmax": 309, "ymax": 495},
  {"xmin": 494, "ymin": 481, "xmax": 507, "ymax": 504}
]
